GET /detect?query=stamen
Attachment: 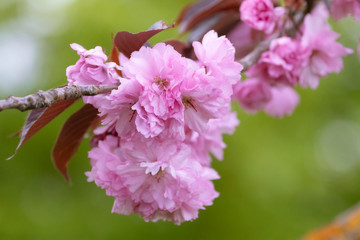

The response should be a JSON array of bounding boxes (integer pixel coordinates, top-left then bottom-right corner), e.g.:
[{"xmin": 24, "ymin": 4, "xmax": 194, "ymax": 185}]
[
  {"xmin": 182, "ymin": 96, "xmax": 198, "ymax": 112},
  {"xmin": 155, "ymin": 77, "xmax": 169, "ymax": 89}
]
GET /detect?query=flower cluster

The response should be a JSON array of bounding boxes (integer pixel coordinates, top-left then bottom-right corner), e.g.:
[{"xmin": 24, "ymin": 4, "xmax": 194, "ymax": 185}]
[
  {"xmin": 233, "ymin": 2, "xmax": 353, "ymax": 117},
  {"xmin": 240, "ymin": 0, "xmax": 285, "ymax": 35},
  {"xmin": 67, "ymin": 30, "xmax": 242, "ymax": 224}
]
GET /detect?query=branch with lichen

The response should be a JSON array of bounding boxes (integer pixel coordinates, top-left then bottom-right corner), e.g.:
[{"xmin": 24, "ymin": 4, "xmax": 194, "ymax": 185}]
[
  {"xmin": 0, "ymin": 84, "xmax": 119, "ymax": 112},
  {"xmin": 239, "ymin": 34, "xmax": 280, "ymax": 71}
]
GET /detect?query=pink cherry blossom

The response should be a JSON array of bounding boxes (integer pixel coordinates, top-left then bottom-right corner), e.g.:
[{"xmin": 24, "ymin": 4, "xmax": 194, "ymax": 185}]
[
  {"xmin": 193, "ymin": 30, "xmax": 243, "ymax": 95},
  {"xmin": 186, "ymin": 30, "xmax": 242, "ymax": 133},
  {"xmin": 264, "ymin": 86, "xmax": 299, "ymax": 118},
  {"xmin": 186, "ymin": 112, "xmax": 239, "ymax": 166},
  {"xmin": 181, "ymin": 68, "xmax": 230, "ymax": 134},
  {"xmin": 300, "ymin": 3, "xmax": 353, "ymax": 89},
  {"xmin": 66, "ymin": 43, "xmax": 119, "ymax": 86},
  {"xmin": 247, "ymin": 37, "xmax": 306, "ymax": 87},
  {"xmin": 86, "ymin": 135, "xmax": 219, "ymax": 225},
  {"xmin": 240, "ymin": 0, "xmax": 285, "ymax": 35},
  {"xmin": 331, "ymin": 0, "xmax": 360, "ymax": 21},
  {"xmin": 121, "ymin": 43, "xmax": 187, "ymax": 139},
  {"xmin": 92, "ymin": 79, "xmax": 142, "ymax": 137},
  {"xmin": 233, "ymin": 78, "xmax": 272, "ymax": 114}
]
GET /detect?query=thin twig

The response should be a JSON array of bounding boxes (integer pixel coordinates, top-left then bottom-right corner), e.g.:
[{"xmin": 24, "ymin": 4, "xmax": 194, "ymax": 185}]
[
  {"xmin": 0, "ymin": 84, "xmax": 119, "ymax": 112},
  {"xmin": 239, "ymin": 33, "xmax": 280, "ymax": 71},
  {"xmin": 302, "ymin": 202, "xmax": 360, "ymax": 239}
]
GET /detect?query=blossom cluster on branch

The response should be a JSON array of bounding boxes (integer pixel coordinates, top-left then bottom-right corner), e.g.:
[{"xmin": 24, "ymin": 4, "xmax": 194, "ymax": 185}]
[
  {"xmin": 231, "ymin": 1, "xmax": 354, "ymax": 117},
  {"xmin": 3, "ymin": 0, "xmax": 360, "ymax": 226}
]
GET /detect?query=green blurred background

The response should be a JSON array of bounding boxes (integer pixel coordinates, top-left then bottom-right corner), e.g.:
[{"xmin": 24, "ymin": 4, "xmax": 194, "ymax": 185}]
[{"xmin": 0, "ymin": 0, "xmax": 360, "ymax": 239}]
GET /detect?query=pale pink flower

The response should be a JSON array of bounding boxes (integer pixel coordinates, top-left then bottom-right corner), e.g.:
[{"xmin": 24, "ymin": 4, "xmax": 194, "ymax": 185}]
[
  {"xmin": 181, "ymin": 69, "xmax": 230, "ymax": 134},
  {"xmin": 86, "ymin": 135, "xmax": 219, "ymax": 225},
  {"xmin": 247, "ymin": 37, "xmax": 306, "ymax": 87},
  {"xmin": 264, "ymin": 86, "xmax": 299, "ymax": 118},
  {"xmin": 300, "ymin": 3, "xmax": 353, "ymax": 89},
  {"xmin": 193, "ymin": 30, "xmax": 243, "ymax": 95},
  {"xmin": 184, "ymin": 30, "xmax": 242, "ymax": 133},
  {"xmin": 66, "ymin": 43, "xmax": 119, "ymax": 86},
  {"xmin": 233, "ymin": 78, "xmax": 272, "ymax": 114},
  {"xmin": 121, "ymin": 43, "xmax": 187, "ymax": 139},
  {"xmin": 240, "ymin": 0, "xmax": 285, "ymax": 34},
  {"xmin": 187, "ymin": 112, "xmax": 239, "ymax": 166},
  {"xmin": 94, "ymin": 79, "xmax": 142, "ymax": 137},
  {"xmin": 331, "ymin": 0, "xmax": 360, "ymax": 21}
]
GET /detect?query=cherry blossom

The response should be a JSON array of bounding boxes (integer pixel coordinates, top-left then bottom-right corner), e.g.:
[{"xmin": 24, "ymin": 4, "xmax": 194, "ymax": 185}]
[
  {"xmin": 233, "ymin": 78, "xmax": 272, "ymax": 114},
  {"xmin": 299, "ymin": 3, "xmax": 353, "ymax": 89},
  {"xmin": 247, "ymin": 37, "xmax": 306, "ymax": 87},
  {"xmin": 240, "ymin": 0, "xmax": 285, "ymax": 34},
  {"xmin": 66, "ymin": 43, "xmax": 119, "ymax": 86}
]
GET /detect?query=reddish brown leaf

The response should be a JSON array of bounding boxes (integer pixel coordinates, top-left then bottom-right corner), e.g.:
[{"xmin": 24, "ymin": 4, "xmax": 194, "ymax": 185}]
[
  {"xmin": 110, "ymin": 44, "xmax": 120, "ymax": 66},
  {"xmin": 177, "ymin": 0, "xmax": 240, "ymax": 33},
  {"xmin": 89, "ymin": 115, "xmax": 102, "ymax": 132},
  {"xmin": 52, "ymin": 104, "xmax": 98, "ymax": 182},
  {"xmin": 114, "ymin": 20, "xmax": 171, "ymax": 58},
  {"xmin": 7, "ymin": 98, "xmax": 78, "ymax": 160},
  {"xmin": 110, "ymin": 43, "xmax": 123, "ymax": 77},
  {"xmin": 185, "ymin": 10, "xmax": 240, "ymax": 43}
]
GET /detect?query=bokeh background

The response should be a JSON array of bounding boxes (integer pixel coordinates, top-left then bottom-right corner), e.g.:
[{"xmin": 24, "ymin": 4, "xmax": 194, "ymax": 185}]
[{"xmin": 0, "ymin": 0, "xmax": 360, "ymax": 239}]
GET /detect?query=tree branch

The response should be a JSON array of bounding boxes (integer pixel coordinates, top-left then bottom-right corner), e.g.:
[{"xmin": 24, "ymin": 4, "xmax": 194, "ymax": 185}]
[
  {"xmin": 239, "ymin": 34, "xmax": 280, "ymax": 71},
  {"xmin": 0, "ymin": 84, "xmax": 119, "ymax": 112},
  {"xmin": 302, "ymin": 202, "xmax": 360, "ymax": 239}
]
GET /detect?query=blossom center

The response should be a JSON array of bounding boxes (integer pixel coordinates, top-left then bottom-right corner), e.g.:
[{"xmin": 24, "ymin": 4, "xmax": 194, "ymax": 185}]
[
  {"xmin": 182, "ymin": 96, "xmax": 197, "ymax": 111},
  {"xmin": 153, "ymin": 168, "xmax": 165, "ymax": 183},
  {"xmin": 155, "ymin": 77, "xmax": 169, "ymax": 89}
]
